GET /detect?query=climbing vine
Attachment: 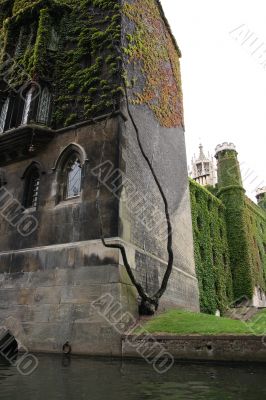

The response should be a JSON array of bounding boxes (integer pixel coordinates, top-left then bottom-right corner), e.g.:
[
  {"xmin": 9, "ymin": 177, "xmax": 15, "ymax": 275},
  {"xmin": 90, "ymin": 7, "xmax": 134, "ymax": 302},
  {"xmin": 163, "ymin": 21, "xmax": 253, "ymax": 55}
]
[
  {"xmin": 1, "ymin": 0, "xmax": 184, "ymax": 129},
  {"xmin": 122, "ymin": 0, "xmax": 183, "ymax": 128},
  {"xmin": 0, "ymin": 0, "xmax": 123, "ymax": 127},
  {"xmin": 0, "ymin": 0, "xmax": 12, "ymax": 26},
  {"xmin": 245, "ymin": 198, "xmax": 266, "ymax": 292},
  {"xmin": 52, "ymin": 0, "xmax": 122, "ymax": 127},
  {"xmin": 190, "ymin": 179, "xmax": 233, "ymax": 315},
  {"xmin": 213, "ymin": 148, "xmax": 266, "ymax": 306},
  {"xmin": 216, "ymin": 150, "xmax": 257, "ymax": 301}
]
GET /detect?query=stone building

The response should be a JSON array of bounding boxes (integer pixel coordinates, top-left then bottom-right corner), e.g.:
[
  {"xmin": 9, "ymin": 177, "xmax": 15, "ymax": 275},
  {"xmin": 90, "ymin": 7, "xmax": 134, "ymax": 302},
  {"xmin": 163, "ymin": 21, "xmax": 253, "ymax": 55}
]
[
  {"xmin": 190, "ymin": 144, "xmax": 217, "ymax": 187},
  {"xmin": 190, "ymin": 142, "xmax": 266, "ymax": 314},
  {"xmin": 0, "ymin": 0, "xmax": 199, "ymax": 354}
]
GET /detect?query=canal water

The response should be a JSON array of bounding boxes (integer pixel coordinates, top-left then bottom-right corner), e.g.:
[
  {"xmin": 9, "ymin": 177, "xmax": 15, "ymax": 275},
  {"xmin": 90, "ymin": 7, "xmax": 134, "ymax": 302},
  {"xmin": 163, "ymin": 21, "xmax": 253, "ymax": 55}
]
[{"xmin": 0, "ymin": 355, "xmax": 265, "ymax": 399}]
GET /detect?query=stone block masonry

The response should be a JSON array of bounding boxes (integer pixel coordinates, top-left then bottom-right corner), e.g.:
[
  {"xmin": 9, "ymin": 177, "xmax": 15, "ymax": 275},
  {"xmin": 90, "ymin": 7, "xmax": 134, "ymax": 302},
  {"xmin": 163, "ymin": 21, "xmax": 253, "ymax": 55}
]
[
  {"xmin": 0, "ymin": 0, "xmax": 200, "ymax": 354},
  {"xmin": 122, "ymin": 334, "xmax": 266, "ymax": 363}
]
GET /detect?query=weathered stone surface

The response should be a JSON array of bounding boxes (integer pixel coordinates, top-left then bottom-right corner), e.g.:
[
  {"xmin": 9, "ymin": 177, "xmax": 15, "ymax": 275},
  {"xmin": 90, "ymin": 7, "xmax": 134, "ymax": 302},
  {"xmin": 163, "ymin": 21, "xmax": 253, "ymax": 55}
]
[
  {"xmin": 122, "ymin": 335, "xmax": 266, "ymax": 362},
  {"xmin": 0, "ymin": 4, "xmax": 199, "ymax": 354}
]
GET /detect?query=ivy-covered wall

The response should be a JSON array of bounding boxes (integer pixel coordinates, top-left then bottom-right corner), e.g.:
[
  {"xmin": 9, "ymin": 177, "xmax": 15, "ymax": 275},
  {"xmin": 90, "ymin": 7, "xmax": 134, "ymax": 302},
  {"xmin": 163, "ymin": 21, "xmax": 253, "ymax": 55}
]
[
  {"xmin": 52, "ymin": 0, "xmax": 122, "ymax": 127},
  {"xmin": 190, "ymin": 146, "xmax": 266, "ymax": 314},
  {"xmin": 0, "ymin": 0, "xmax": 183, "ymax": 130},
  {"xmin": 122, "ymin": 0, "xmax": 183, "ymax": 128},
  {"xmin": 245, "ymin": 198, "xmax": 266, "ymax": 292},
  {"xmin": 0, "ymin": 0, "xmax": 123, "ymax": 128},
  {"xmin": 215, "ymin": 147, "xmax": 264, "ymax": 303},
  {"xmin": 0, "ymin": 0, "xmax": 13, "ymax": 25},
  {"xmin": 190, "ymin": 179, "xmax": 233, "ymax": 315}
]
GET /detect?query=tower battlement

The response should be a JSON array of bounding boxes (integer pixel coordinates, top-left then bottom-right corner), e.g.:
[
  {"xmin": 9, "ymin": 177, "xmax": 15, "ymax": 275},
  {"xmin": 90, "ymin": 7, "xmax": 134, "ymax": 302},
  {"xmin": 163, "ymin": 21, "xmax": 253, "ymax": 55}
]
[{"xmin": 215, "ymin": 142, "xmax": 236, "ymax": 157}]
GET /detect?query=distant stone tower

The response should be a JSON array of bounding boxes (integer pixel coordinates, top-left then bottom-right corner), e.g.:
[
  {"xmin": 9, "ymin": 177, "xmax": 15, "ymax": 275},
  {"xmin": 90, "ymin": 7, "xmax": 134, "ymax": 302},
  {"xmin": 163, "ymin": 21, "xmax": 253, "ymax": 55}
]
[
  {"xmin": 256, "ymin": 187, "xmax": 266, "ymax": 211},
  {"xmin": 215, "ymin": 143, "xmax": 262, "ymax": 304},
  {"xmin": 190, "ymin": 144, "xmax": 216, "ymax": 187},
  {"xmin": 0, "ymin": 0, "xmax": 199, "ymax": 354}
]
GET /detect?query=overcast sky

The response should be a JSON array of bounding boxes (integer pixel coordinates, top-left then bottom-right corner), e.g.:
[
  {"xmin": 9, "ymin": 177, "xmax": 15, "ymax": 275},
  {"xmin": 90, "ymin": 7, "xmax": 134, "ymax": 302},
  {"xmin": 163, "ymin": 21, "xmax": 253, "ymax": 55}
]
[{"xmin": 161, "ymin": 0, "xmax": 266, "ymax": 199}]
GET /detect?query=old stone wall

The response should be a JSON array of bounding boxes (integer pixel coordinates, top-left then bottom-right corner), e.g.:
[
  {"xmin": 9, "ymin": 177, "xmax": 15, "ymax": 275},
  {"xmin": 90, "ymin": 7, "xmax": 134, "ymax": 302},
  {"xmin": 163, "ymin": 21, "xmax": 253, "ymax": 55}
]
[
  {"xmin": 119, "ymin": 0, "xmax": 199, "ymax": 312},
  {"xmin": 119, "ymin": 109, "xmax": 199, "ymax": 311},
  {"xmin": 123, "ymin": 334, "xmax": 266, "ymax": 362},
  {"xmin": 0, "ymin": 117, "xmax": 120, "ymax": 252},
  {"xmin": 0, "ymin": 239, "xmax": 138, "ymax": 355},
  {"xmin": 0, "ymin": 116, "xmax": 137, "ymax": 355}
]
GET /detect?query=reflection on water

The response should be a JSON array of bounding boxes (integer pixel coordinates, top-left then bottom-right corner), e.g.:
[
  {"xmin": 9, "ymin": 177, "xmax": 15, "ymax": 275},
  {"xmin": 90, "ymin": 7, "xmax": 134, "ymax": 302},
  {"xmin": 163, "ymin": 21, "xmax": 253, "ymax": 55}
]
[{"xmin": 0, "ymin": 354, "xmax": 265, "ymax": 400}]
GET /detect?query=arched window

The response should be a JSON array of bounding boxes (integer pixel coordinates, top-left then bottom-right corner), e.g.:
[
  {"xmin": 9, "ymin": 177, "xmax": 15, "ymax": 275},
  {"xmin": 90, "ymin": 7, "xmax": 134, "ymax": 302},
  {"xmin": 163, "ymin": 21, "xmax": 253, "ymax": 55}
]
[
  {"xmin": 22, "ymin": 87, "xmax": 34, "ymax": 125},
  {"xmin": 53, "ymin": 144, "xmax": 87, "ymax": 204},
  {"xmin": 0, "ymin": 97, "xmax": 10, "ymax": 133},
  {"xmin": 48, "ymin": 27, "xmax": 59, "ymax": 52},
  {"xmin": 37, "ymin": 87, "xmax": 51, "ymax": 125},
  {"xmin": 14, "ymin": 27, "xmax": 24, "ymax": 58},
  {"xmin": 23, "ymin": 166, "xmax": 40, "ymax": 209},
  {"xmin": 64, "ymin": 154, "xmax": 82, "ymax": 199}
]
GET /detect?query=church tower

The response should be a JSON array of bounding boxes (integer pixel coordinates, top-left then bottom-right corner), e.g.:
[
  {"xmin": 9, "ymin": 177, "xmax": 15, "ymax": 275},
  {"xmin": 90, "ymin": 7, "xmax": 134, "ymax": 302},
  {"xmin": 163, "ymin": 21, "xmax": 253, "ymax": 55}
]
[
  {"xmin": 190, "ymin": 144, "xmax": 216, "ymax": 187},
  {"xmin": 0, "ymin": 0, "xmax": 199, "ymax": 354}
]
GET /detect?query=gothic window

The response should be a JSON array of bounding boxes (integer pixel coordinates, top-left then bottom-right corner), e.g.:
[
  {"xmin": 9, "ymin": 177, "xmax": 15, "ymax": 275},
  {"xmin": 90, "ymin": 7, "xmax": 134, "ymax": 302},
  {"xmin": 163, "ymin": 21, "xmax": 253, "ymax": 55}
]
[
  {"xmin": 22, "ymin": 87, "xmax": 34, "ymax": 125},
  {"xmin": 48, "ymin": 28, "xmax": 59, "ymax": 52},
  {"xmin": 196, "ymin": 163, "xmax": 202, "ymax": 175},
  {"xmin": 37, "ymin": 87, "xmax": 51, "ymax": 125},
  {"xmin": 0, "ymin": 97, "xmax": 10, "ymax": 133},
  {"xmin": 204, "ymin": 162, "xmax": 210, "ymax": 173},
  {"xmin": 24, "ymin": 166, "xmax": 40, "ymax": 209},
  {"xmin": 14, "ymin": 27, "xmax": 24, "ymax": 57},
  {"xmin": 14, "ymin": 24, "xmax": 36, "ymax": 58},
  {"xmin": 64, "ymin": 155, "xmax": 82, "ymax": 199}
]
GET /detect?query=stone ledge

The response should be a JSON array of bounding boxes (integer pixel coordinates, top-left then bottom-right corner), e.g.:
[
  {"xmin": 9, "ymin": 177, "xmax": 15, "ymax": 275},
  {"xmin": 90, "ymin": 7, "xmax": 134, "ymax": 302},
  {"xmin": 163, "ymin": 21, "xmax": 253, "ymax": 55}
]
[{"xmin": 122, "ymin": 334, "xmax": 266, "ymax": 363}]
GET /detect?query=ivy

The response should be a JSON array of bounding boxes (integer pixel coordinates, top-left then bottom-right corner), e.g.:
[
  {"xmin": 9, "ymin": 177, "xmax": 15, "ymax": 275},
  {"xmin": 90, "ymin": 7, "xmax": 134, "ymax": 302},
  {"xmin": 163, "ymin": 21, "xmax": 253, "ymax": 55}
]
[
  {"xmin": 51, "ymin": 0, "xmax": 122, "ymax": 127},
  {"xmin": 0, "ymin": 0, "xmax": 122, "ymax": 127},
  {"xmin": 216, "ymin": 149, "xmax": 266, "ymax": 303},
  {"xmin": 246, "ymin": 198, "xmax": 266, "ymax": 292},
  {"xmin": 1, "ymin": 0, "xmax": 185, "ymax": 129},
  {"xmin": 190, "ymin": 179, "xmax": 233, "ymax": 315},
  {"xmin": 122, "ymin": 0, "xmax": 183, "ymax": 128}
]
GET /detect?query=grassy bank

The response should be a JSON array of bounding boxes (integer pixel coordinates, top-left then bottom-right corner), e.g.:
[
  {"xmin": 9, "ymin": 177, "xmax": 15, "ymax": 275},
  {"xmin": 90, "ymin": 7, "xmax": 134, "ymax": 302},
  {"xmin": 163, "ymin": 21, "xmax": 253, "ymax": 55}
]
[{"xmin": 137, "ymin": 309, "xmax": 266, "ymax": 336}]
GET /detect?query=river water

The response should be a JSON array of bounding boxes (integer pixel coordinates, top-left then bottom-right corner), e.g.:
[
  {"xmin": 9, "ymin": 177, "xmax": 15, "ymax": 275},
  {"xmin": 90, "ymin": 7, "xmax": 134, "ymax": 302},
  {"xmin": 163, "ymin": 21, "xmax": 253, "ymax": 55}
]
[{"xmin": 0, "ymin": 355, "xmax": 265, "ymax": 399}]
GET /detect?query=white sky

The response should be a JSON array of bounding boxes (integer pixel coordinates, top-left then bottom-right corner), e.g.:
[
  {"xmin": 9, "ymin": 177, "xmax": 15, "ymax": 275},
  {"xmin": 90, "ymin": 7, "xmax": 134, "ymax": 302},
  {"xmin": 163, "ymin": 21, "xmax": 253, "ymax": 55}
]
[{"xmin": 161, "ymin": 0, "xmax": 266, "ymax": 199}]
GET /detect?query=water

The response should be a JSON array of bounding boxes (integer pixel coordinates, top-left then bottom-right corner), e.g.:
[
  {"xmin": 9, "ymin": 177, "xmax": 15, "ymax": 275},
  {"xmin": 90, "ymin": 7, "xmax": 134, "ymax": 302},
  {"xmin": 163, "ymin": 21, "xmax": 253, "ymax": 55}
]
[{"xmin": 0, "ymin": 355, "xmax": 265, "ymax": 399}]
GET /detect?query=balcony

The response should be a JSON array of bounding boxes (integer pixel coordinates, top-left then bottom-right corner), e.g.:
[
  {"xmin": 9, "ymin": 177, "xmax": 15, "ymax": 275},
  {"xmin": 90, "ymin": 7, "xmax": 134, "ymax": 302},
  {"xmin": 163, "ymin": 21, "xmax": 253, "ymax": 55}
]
[{"xmin": 0, "ymin": 124, "xmax": 55, "ymax": 166}]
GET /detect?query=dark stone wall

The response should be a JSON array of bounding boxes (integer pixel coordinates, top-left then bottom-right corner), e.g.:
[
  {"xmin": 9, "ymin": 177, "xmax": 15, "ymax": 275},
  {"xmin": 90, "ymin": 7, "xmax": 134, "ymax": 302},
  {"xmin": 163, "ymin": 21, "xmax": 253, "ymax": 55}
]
[
  {"xmin": 0, "ymin": 117, "xmax": 120, "ymax": 254},
  {"xmin": 118, "ymin": 103, "xmax": 199, "ymax": 310},
  {"xmin": 0, "ymin": 0, "xmax": 199, "ymax": 354},
  {"xmin": 119, "ymin": 0, "xmax": 199, "ymax": 311}
]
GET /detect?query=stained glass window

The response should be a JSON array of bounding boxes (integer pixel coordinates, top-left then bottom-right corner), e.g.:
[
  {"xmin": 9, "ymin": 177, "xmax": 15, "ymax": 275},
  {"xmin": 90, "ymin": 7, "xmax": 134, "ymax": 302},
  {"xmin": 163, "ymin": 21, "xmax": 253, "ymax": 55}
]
[
  {"xmin": 65, "ymin": 156, "xmax": 82, "ymax": 199},
  {"xmin": 0, "ymin": 98, "xmax": 10, "ymax": 134},
  {"xmin": 37, "ymin": 87, "xmax": 51, "ymax": 125},
  {"xmin": 22, "ymin": 87, "xmax": 33, "ymax": 125}
]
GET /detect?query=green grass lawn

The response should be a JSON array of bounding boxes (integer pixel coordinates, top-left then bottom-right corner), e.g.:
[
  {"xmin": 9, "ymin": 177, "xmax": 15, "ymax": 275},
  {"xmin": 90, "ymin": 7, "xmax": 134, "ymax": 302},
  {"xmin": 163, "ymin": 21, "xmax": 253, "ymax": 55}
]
[{"xmin": 137, "ymin": 308, "xmax": 266, "ymax": 336}]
